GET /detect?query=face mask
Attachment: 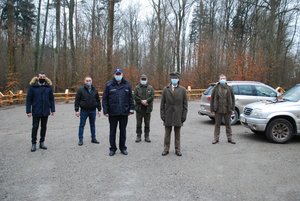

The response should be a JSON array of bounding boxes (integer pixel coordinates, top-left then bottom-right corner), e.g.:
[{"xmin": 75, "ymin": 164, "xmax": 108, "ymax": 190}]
[
  {"xmin": 219, "ymin": 79, "xmax": 226, "ymax": 85},
  {"xmin": 140, "ymin": 80, "xmax": 147, "ymax": 85},
  {"xmin": 85, "ymin": 82, "xmax": 92, "ymax": 87},
  {"xmin": 115, "ymin": 75, "xmax": 123, "ymax": 82},
  {"xmin": 171, "ymin": 78, "xmax": 179, "ymax": 86},
  {"xmin": 39, "ymin": 79, "xmax": 45, "ymax": 84}
]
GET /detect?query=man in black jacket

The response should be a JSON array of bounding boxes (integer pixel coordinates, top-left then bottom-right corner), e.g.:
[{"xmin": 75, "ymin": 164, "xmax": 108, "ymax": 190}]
[
  {"xmin": 102, "ymin": 68, "xmax": 134, "ymax": 156},
  {"xmin": 75, "ymin": 76, "xmax": 101, "ymax": 146},
  {"xmin": 26, "ymin": 72, "xmax": 55, "ymax": 152}
]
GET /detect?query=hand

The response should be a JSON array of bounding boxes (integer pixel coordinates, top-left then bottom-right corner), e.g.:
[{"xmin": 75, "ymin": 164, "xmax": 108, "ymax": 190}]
[
  {"xmin": 75, "ymin": 112, "xmax": 80, "ymax": 117},
  {"xmin": 141, "ymin": 100, "xmax": 148, "ymax": 106},
  {"xmin": 27, "ymin": 113, "xmax": 32, "ymax": 118},
  {"xmin": 97, "ymin": 111, "xmax": 101, "ymax": 117},
  {"xmin": 104, "ymin": 113, "xmax": 109, "ymax": 117},
  {"xmin": 51, "ymin": 112, "xmax": 55, "ymax": 116}
]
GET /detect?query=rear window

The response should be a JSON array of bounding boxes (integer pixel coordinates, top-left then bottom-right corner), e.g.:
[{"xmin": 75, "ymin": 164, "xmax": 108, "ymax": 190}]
[{"xmin": 203, "ymin": 85, "xmax": 215, "ymax": 95}]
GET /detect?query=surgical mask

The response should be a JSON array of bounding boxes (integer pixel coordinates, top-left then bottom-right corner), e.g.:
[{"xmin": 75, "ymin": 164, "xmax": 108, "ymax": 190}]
[
  {"xmin": 39, "ymin": 79, "xmax": 45, "ymax": 84},
  {"xmin": 140, "ymin": 80, "xmax": 147, "ymax": 85},
  {"xmin": 219, "ymin": 79, "xmax": 226, "ymax": 85},
  {"xmin": 85, "ymin": 82, "xmax": 92, "ymax": 87},
  {"xmin": 115, "ymin": 75, "xmax": 123, "ymax": 82},
  {"xmin": 171, "ymin": 78, "xmax": 179, "ymax": 86}
]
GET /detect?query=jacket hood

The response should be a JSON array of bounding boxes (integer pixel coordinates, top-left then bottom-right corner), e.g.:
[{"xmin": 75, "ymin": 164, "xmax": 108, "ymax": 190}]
[{"xmin": 29, "ymin": 77, "xmax": 53, "ymax": 86}]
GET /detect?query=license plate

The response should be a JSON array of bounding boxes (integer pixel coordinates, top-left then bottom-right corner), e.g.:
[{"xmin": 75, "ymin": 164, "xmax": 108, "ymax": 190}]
[{"xmin": 240, "ymin": 117, "xmax": 246, "ymax": 123}]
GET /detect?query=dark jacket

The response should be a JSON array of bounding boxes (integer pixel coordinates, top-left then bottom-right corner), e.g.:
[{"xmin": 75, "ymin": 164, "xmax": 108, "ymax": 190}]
[
  {"xmin": 160, "ymin": 84, "xmax": 188, "ymax": 127},
  {"xmin": 102, "ymin": 78, "xmax": 135, "ymax": 116},
  {"xmin": 134, "ymin": 83, "xmax": 154, "ymax": 113},
  {"xmin": 210, "ymin": 83, "xmax": 235, "ymax": 114},
  {"xmin": 74, "ymin": 85, "xmax": 101, "ymax": 112},
  {"xmin": 26, "ymin": 77, "xmax": 55, "ymax": 117}
]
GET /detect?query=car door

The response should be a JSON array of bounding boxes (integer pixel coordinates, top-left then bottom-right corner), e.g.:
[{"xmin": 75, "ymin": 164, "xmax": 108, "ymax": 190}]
[
  {"xmin": 254, "ymin": 85, "xmax": 278, "ymax": 101},
  {"xmin": 235, "ymin": 84, "xmax": 258, "ymax": 112}
]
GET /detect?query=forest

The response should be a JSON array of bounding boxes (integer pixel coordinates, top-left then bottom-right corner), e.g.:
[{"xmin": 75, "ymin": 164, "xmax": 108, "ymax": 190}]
[{"xmin": 1, "ymin": 0, "xmax": 300, "ymax": 92}]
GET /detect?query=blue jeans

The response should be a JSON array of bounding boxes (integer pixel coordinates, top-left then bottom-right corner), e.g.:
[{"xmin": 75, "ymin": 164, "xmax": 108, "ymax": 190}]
[{"xmin": 78, "ymin": 110, "xmax": 96, "ymax": 140}]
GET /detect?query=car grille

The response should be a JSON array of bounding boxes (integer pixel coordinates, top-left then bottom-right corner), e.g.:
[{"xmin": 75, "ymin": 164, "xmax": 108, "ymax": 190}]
[{"xmin": 244, "ymin": 107, "xmax": 253, "ymax": 115}]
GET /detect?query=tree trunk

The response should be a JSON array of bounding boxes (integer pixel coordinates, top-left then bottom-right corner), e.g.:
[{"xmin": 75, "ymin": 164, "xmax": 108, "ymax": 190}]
[
  {"xmin": 39, "ymin": 0, "xmax": 50, "ymax": 71},
  {"xmin": 107, "ymin": 0, "xmax": 115, "ymax": 79},
  {"xmin": 34, "ymin": 0, "xmax": 42, "ymax": 73},
  {"xmin": 54, "ymin": 0, "xmax": 61, "ymax": 92},
  {"xmin": 69, "ymin": 0, "xmax": 76, "ymax": 87}
]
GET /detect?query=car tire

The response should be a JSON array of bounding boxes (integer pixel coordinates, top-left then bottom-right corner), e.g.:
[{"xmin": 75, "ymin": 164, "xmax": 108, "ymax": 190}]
[{"xmin": 266, "ymin": 118, "xmax": 294, "ymax": 143}]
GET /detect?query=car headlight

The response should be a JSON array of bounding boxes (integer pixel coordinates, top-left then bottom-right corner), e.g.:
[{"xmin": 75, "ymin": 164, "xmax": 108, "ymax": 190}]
[{"xmin": 251, "ymin": 108, "xmax": 263, "ymax": 118}]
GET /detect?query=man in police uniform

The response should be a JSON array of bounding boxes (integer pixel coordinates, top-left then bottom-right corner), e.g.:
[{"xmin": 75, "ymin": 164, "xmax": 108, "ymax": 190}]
[{"xmin": 134, "ymin": 74, "xmax": 155, "ymax": 143}]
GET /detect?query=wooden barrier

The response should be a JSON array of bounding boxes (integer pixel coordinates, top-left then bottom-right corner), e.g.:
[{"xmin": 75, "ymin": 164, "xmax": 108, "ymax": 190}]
[{"xmin": 0, "ymin": 88, "xmax": 205, "ymax": 106}]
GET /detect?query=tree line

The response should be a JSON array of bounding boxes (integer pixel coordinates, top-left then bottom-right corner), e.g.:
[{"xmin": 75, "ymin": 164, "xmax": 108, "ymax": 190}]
[{"xmin": 1, "ymin": 0, "xmax": 300, "ymax": 92}]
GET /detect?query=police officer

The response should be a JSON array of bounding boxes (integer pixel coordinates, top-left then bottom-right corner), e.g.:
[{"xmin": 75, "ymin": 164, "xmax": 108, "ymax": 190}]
[
  {"xmin": 134, "ymin": 74, "xmax": 154, "ymax": 143},
  {"xmin": 102, "ymin": 68, "xmax": 135, "ymax": 156}
]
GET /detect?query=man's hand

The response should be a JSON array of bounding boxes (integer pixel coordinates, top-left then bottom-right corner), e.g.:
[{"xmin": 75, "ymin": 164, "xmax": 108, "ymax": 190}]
[
  {"xmin": 75, "ymin": 112, "xmax": 80, "ymax": 117},
  {"xmin": 141, "ymin": 100, "xmax": 148, "ymax": 106},
  {"xmin": 104, "ymin": 113, "xmax": 109, "ymax": 117},
  {"xmin": 51, "ymin": 112, "xmax": 55, "ymax": 116},
  {"xmin": 97, "ymin": 111, "xmax": 101, "ymax": 117},
  {"xmin": 27, "ymin": 113, "xmax": 32, "ymax": 118}
]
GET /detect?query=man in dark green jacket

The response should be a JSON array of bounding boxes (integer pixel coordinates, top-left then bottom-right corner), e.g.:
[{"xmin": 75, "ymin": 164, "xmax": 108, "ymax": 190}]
[{"xmin": 134, "ymin": 74, "xmax": 155, "ymax": 143}]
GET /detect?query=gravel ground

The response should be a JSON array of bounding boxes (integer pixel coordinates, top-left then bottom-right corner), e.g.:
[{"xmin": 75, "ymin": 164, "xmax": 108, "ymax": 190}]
[{"xmin": 1, "ymin": 100, "xmax": 300, "ymax": 201}]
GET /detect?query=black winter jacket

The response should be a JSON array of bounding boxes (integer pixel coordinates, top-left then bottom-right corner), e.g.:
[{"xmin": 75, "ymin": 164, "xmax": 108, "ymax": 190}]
[
  {"xmin": 102, "ymin": 78, "xmax": 134, "ymax": 116},
  {"xmin": 74, "ymin": 86, "xmax": 101, "ymax": 112}
]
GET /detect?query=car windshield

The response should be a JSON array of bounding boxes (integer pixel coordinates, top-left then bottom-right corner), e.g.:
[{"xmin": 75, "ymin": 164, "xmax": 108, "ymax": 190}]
[
  {"xmin": 203, "ymin": 85, "xmax": 215, "ymax": 95},
  {"xmin": 282, "ymin": 85, "xmax": 300, "ymax": 102}
]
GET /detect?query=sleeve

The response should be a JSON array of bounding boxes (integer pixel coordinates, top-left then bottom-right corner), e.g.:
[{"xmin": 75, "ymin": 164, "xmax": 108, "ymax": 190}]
[
  {"xmin": 74, "ymin": 88, "xmax": 81, "ymax": 112},
  {"xmin": 210, "ymin": 87, "xmax": 216, "ymax": 112},
  {"xmin": 147, "ymin": 86, "xmax": 155, "ymax": 103},
  {"xmin": 128, "ymin": 85, "xmax": 135, "ymax": 113},
  {"xmin": 102, "ymin": 84, "xmax": 109, "ymax": 115},
  {"xmin": 95, "ymin": 89, "xmax": 101, "ymax": 111},
  {"xmin": 182, "ymin": 89, "xmax": 188, "ymax": 123},
  {"xmin": 160, "ymin": 88, "xmax": 166, "ymax": 121},
  {"xmin": 230, "ymin": 86, "xmax": 235, "ymax": 111},
  {"xmin": 26, "ymin": 87, "xmax": 33, "ymax": 114},
  {"xmin": 49, "ymin": 88, "xmax": 55, "ymax": 113},
  {"xmin": 134, "ymin": 86, "xmax": 141, "ymax": 104}
]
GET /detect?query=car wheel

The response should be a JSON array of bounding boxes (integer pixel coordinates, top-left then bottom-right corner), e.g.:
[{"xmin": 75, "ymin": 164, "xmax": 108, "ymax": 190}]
[
  {"xmin": 222, "ymin": 109, "xmax": 239, "ymax": 125},
  {"xmin": 266, "ymin": 118, "xmax": 294, "ymax": 143}
]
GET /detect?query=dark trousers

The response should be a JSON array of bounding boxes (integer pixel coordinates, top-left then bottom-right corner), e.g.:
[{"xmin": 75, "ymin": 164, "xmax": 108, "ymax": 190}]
[
  {"xmin": 214, "ymin": 113, "xmax": 232, "ymax": 140},
  {"xmin": 78, "ymin": 110, "xmax": 96, "ymax": 140},
  {"xmin": 31, "ymin": 116, "xmax": 48, "ymax": 144},
  {"xmin": 164, "ymin": 126, "xmax": 181, "ymax": 152},
  {"xmin": 109, "ymin": 115, "xmax": 128, "ymax": 151},
  {"xmin": 136, "ymin": 111, "xmax": 151, "ymax": 137}
]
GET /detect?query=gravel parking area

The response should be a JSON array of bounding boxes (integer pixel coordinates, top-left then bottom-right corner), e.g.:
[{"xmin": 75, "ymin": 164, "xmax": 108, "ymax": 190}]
[{"xmin": 1, "ymin": 100, "xmax": 300, "ymax": 201}]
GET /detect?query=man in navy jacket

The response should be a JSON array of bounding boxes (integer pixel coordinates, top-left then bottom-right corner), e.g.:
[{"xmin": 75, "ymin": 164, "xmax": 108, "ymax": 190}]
[
  {"xmin": 102, "ymin": 68, "xmax": 134, "ymax": 156},
  {"xmin": 26, "ymin": 73, "xmax": 55, "ymax": 152}
]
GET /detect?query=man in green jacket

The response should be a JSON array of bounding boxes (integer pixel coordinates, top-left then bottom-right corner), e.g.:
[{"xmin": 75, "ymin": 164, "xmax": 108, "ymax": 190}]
[
  {"xmin": 160, "ymin": 72, "xmax": 188, "ymax": 156},
  {"xmin": 134, "ymin": 74, "xmax": 155, "ymax": 143}
]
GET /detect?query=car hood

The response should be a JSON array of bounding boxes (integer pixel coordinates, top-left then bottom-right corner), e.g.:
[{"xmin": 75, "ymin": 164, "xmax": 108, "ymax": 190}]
[{"xmin": 245, "ymin": 100, "xmax": 300, "ymax": 110}]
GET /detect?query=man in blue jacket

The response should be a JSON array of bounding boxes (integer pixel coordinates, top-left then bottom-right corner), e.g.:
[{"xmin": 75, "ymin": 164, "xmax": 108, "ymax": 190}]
[
  {"xmin": 102, "ymin": 68, "xmax": 134, "ymax": 156},
  {"xmin": 26, "ymin": 73, "xmax": 55, "ymax": 152}
]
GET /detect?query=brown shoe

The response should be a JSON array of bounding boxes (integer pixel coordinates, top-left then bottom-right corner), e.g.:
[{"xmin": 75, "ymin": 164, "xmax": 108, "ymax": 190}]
[
  {"xmin": 175, "ymin": 151, "xmax": 182, "ymax": 156},
  {"xmin": 162, "ymin": 151, "xmax": 169, "ymax": 156},
  {"xmin": 228, "ymin": 139, "xmax": 236, "ymax": 144},
  {"xmin": 212, "ymin": 140, "xmax": 219, "ymax": 144}
]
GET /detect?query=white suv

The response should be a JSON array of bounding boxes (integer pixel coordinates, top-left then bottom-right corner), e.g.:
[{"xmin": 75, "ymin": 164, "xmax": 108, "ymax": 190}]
[
  {"xmin": 199, "ymin": 81, "xmax": 280, "ymax": 124},
  {"xmin": 240, "ymin": 84, "xmax": 300, "ymax": 143}
]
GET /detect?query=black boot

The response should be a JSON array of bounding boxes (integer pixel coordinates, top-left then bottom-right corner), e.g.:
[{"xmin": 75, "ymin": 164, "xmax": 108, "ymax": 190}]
[
  {"xmin": 39, "ymin": 142, "xmax": 47, "ymax": 150},
  {"xmin": 31, "ymin": 144, "xmax": 36, "ymax": 152}
]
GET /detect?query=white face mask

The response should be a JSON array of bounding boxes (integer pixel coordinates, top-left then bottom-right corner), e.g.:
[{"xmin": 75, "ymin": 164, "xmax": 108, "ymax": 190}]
[
  {"xmin": 171, "ymin": 78, "xmax": 179, "ymax": 86},
  {"xmin": 140, "ymin": 80, "xmax": 147, "ymax": 85}
]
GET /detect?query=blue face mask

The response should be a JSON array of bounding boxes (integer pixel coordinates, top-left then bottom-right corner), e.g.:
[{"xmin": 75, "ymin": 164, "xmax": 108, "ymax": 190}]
[
  {"xmin": 219, "ymin": 79, "xmax": 226, "ymax": 85},
  {"xmin": 140, "ymin": 80, "xmax": 147, "ymax": 85},
  {"xmin": 171, "ymin": 78, "xmax": 179, "ymax": 86},
  {"xmin": 115, "ymin": 75, "xmax": 123, "ymax": 82}
]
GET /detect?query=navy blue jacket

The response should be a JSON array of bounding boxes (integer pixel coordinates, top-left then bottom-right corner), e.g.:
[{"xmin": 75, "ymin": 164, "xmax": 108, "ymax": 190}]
[
  {"xmin": 26, "ymin": 78, "xmax": 55, "ymax": 117},
  {"xmin": 74, "ymin": 85, "xmax": 101, "ymax": 112},
  {"xmin": 102, "ymin": 78, "xmax": 134, "ymax": 116}
]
